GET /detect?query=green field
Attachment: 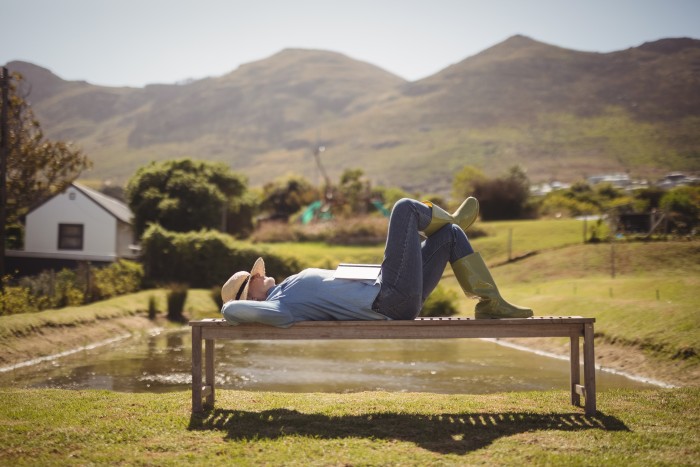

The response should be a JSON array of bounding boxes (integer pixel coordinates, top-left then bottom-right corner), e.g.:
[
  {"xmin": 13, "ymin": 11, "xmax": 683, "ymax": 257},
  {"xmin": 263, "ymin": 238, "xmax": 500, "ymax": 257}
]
[
  {"xmin": 1, "ymin": 219, "xmax": 698, "ymax": 465},
  {"xmin": 1, "ymin": 388, "xmax": 698, "ymax": 465},
  {"xmin": 255, "ymin": 217, "xmax": 595, "ymax": 268}
]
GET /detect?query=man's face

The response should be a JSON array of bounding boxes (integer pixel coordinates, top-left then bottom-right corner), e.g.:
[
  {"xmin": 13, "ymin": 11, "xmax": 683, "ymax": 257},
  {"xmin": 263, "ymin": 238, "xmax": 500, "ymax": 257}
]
[{"xmin": 247, "ymin": 274, "xmax": 275, "ymax": 301}]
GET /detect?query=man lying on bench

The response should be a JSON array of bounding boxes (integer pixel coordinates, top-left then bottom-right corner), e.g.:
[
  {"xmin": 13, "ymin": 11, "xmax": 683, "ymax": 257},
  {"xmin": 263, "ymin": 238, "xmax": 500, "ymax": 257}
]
[{"xmin": 221, "ymin": 197, "xmax": 533, "ymax": 327}]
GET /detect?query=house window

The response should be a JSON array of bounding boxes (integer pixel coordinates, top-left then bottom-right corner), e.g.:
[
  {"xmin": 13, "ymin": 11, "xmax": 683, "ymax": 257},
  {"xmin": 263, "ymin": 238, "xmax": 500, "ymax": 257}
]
[{"xmin": 58, "ymin": 224, "xmax": 84, "ymax": 250}]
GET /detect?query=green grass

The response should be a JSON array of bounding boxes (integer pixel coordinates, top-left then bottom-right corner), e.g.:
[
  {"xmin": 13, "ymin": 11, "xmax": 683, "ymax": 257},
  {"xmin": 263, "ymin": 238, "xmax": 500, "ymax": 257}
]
[
  {"xmin": 255, "ymin": 217, "xmax": 594, "ymax": 269},
  {"xmin": 1, "ymin": 222, "xmax": 698, "ymax": 464},
  {"xmin": 0, "ymin": 388, "xmax": 697, "ymax": 465},
  {"xmin": 0, "ymin": 289, "xmax": 219, "ymax": 339},
  {"xmin": 513, "ymin": 276, "xmax": 698, "ymax": 359},
  {"xmin": 494, "ymin": 241, "xmax": 700, "ymax": 358},
  {"xmin": 470, "ymin": 218, "xmax": 601, "ymax": 263},
  {"xmin": 447, "ymin": 240, "xmax": 700, "ymax": 365},
  {"xmin": 253, "ymin": 241, "xmax": 385, "ymax": 269}
]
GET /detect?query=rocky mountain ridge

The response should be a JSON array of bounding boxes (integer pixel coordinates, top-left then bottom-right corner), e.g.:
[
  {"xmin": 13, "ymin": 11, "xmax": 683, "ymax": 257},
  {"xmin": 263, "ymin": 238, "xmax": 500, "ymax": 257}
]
[{"xmin": 6, "ymin": 35, "xmax": 700, "ymax": 194}]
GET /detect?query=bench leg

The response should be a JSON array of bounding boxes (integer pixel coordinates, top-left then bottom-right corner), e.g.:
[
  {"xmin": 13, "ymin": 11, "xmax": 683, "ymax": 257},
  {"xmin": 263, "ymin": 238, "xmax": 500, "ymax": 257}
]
[
  {"xmin": 570, "ymin": 332, "xmax": 581, "ymax": 407},
  {"xmin": 583, "ymin": 323, "xmax": 597, "ymax": 416},
  {"xmin": 205, "ymin": 338, "xmax": 215, "ymax": 408},
  {"xmin": 192, "ymin": 326, "xmax": 203, "ymax": 414}
]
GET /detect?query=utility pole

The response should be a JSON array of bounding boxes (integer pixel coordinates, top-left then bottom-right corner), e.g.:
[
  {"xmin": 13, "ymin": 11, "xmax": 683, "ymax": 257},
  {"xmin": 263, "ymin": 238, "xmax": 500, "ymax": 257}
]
[
  {"xmin": 507, "ymin": 228, "xmax": 513, "ymax": 262},
  {"xmin": 0, "ymin": 67, "xmax": 10, "ymax": 290},
  {"xmin": 610, "ymin": 238, "xmax": 616, "ymax": 279}
]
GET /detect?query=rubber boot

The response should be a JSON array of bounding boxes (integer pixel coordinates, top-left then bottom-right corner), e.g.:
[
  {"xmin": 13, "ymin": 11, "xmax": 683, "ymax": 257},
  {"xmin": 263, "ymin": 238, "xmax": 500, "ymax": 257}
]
[
  {"xmin": 422, "ymin": 197, "xmax": 479, "ymax": 237},
  {"xmin": 451, "ymin": 252, "xmax": 533, "ymax": 319}
]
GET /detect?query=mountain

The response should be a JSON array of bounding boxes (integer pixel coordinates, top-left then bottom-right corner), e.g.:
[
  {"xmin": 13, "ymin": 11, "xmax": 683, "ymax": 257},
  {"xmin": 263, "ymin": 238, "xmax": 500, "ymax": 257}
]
[{"xmin": 6, "ymin": 36, "xmax": 700, "ymax": 194}]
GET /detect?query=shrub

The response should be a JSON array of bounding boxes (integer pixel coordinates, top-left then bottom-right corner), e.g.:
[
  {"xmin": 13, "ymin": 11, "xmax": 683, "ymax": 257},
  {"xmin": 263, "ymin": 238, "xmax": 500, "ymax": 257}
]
[
  {"xmin": 18, "ymin": 269, "xmax": 84, "ymax": 310},
  {"xmin": 53, "ymin": 269, "xmax": 85, "ymax": 308},
  {"xmin": 148, "ymin": 295, "xmax": 159, "ymax": 320},
  {"xmin": 660, "ymin": 186, "xmax": 700, "ymax": 234},
  {"xmin": 91, "ymin": 260, "xmax": 144, "ymax": 301},
  {"xmin": 211, "ymin": 286, "xmax": 224, "ymax": 310},
  {"xmin": 250, "ymin": 221, "xmax": 303, "ymax": 243},
  {"xmin": 473, "ymin": 166, "xmax": 532, "ymax": 220},
  {"xmin": 326, "ymin": 217, "xmax": 388, "ymax": 245},
  {"xmin": 420, "ymin": 284, "xmax": 459, "ymax": 317},
  {"xmin": 3, "ymin": 260, "xmax": 144, "ymax": 314},
  {"xmin": 539, "ymin": 193, "xmax": 599, "ymax": 217},
  {"xmin": 0, "ymin": 280, "xmax": 38, "ymax": 316},
  {"xmin": 166, "ymin": 284, "xmax": 188, "ymax": 322},
  {"xmin": 252, "ymin": 215, "xmax": 487, "ymax": 244},
  {"xmin": 251, "ymin": 216, "xmax": 389, "ymax": 245},
  {"xmin": 141, "ymin": 224, "xmax": 302, "ymax": 288}
]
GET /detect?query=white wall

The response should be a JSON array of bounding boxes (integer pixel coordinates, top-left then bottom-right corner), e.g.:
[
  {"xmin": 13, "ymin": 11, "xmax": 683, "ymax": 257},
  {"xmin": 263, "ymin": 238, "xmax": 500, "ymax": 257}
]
[
  {"xmin": 25, "ymin": 186, "xmax": 118, "ymax": 259},
  {"xmin": 116, "ymin": 219, "xmax": 137, "ymax": 258}
]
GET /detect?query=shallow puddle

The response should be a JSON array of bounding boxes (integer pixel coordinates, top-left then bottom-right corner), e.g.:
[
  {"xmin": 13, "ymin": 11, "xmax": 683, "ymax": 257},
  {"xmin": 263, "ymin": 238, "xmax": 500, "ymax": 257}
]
[{"xmin": 0, "ymin": 328, "xmax": 656, "ymax": 393}]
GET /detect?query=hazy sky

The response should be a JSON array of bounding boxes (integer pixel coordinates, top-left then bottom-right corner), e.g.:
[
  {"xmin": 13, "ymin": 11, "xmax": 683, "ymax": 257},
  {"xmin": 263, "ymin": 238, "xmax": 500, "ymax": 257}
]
[{"xmin": 3, "ymin": 0, "xmax": 699, "ymax": 88}]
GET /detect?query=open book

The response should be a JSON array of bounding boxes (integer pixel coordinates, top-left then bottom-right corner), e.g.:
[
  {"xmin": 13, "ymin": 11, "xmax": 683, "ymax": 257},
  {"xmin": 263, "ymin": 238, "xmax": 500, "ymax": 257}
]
[{"xmin": 333, "ymin": 263, "xmax": 381, "ymax": 280}]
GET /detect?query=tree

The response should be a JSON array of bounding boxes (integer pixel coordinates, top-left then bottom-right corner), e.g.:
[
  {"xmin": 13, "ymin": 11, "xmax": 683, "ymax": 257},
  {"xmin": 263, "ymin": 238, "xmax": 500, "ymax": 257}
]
[
  {"xmin": 660, "ymin": 186, "xmax": 700, "ymax": 233},
  {"xmin": 473, "ymin": 165, "xmax": 532, "ymax": 221},
  {"xmin": 451, "ymin": 165, "xmax": 487, "ymax": 203},
  {"xmin": 338, "ymin": 168, "xmax": 370, "ymax": 216},
  {"xmin": 4, "ymin": 72, "xmax": 91, "ymax": 225},
  {"xmin": 125, "ymin": 158, "xmax": 250, "ymax": 237},
  {"xmin": 260, "ymin": 175, "xmax": 319, "ymax": 220}
]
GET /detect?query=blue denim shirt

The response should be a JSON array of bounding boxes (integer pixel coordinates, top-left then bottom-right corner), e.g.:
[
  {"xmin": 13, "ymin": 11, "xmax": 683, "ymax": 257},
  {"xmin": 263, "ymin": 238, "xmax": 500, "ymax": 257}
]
[{"xmin": 221, "ymin": 268, "xmax": 388, "ymax": 327}]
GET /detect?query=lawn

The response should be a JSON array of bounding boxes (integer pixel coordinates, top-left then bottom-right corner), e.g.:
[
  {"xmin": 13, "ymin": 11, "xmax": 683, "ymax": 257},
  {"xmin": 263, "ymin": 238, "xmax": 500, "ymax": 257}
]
[
  {"xmin": 257, "ymin": 217, "xmax": 593, "ymax": 268},
  {"xmin": 0, "ymin": 388, "xmax": 697, "ymax": 465},
  {"xmin": 0, "ymin": 289, "xmax": 219, "ymax": 340},
  {"xmin": 1, "ymin": 219, "xmax": 698, "ymax": 465}
]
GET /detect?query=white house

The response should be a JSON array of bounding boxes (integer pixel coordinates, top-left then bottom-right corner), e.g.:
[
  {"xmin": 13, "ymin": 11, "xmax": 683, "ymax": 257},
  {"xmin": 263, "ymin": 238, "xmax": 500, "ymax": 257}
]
[{"xmin": 8, "ymin": 183, "xmax": 138, "ymax": 271}]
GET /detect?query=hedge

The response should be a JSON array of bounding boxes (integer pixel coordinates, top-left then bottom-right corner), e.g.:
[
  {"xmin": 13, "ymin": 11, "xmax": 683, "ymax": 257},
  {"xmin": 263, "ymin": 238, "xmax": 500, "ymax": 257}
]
[{"xmin": 141, "ymin": 224, "xmax": 302, "ymax": 288}]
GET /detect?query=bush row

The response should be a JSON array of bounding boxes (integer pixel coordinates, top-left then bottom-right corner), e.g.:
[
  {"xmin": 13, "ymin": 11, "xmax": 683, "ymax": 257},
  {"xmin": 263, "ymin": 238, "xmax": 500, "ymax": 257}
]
[
  {"xmin": 0, "ymin": 260, "xmax": 144, "ymax": 316},
  {"xmin": 250, "ymin": 216, "xmax": 488, "ymax": 245},
  {"xmin": 141, "ymin": 224, "xmax": 302, "ymax": 288},
  {"xmin": 250, "ymin": 216, "xmax": 389, "ymax": 245},
  {"xmin": 420, "ymin": 284, "xmax": 460, "ymax": 317}
]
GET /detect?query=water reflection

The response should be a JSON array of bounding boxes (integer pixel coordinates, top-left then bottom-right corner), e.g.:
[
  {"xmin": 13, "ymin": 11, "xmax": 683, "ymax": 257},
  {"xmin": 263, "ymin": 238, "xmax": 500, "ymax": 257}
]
[{"xmin": 0, "ymin": 328, "xmax": 655, "ymax": 393}]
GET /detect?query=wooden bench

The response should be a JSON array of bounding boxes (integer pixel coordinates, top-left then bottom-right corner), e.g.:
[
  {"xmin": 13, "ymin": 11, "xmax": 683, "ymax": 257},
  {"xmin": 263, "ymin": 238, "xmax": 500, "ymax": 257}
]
[{"xmin": 190, "ymin": 316, "xmax": 597, "ymax": 415}]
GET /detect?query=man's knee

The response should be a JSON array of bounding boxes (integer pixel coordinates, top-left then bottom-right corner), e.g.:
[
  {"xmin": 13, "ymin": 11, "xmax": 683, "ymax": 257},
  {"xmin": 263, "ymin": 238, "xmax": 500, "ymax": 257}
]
[
  {"xmin": 392, "ymin": 198, "xmax": 420, "ymax": 216},
  {"xmin": 394, "ymin": 197, "xmax": 413, "ymax": 210}
]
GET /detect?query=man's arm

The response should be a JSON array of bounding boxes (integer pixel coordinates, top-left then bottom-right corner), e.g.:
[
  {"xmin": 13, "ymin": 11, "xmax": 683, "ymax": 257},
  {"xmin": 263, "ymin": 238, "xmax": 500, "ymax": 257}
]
[{"xmin": 221, "ymin": 300, "xmax": 294, "ymax": 327}]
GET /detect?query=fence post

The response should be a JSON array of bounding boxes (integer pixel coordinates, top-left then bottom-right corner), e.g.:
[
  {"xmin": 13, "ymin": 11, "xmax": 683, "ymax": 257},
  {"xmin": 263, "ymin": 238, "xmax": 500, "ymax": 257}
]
[{"xmin": 507, "ymin": 228, "xmax": 513, "ymax": 261}]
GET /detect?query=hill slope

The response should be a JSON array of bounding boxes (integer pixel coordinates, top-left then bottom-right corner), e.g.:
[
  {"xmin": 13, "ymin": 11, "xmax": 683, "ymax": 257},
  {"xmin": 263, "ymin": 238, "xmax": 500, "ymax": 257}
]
[{"xmin": 6, "ymin": 36, "xmax": 700, "ymax": 193}]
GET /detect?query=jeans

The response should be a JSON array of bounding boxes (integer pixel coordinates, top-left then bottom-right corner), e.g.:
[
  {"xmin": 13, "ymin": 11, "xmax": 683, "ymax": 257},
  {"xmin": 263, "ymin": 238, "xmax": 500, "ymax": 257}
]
[{"xmin": 373, "ymin": 198, "xmax": 474, "ymax": 320}]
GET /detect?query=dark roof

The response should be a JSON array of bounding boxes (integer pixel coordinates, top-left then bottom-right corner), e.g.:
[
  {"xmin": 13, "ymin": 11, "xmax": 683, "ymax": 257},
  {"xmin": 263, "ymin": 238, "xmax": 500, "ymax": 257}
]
[{"xmin": 71, "ymin": 183, "xmax": 132, "ymax": 224}]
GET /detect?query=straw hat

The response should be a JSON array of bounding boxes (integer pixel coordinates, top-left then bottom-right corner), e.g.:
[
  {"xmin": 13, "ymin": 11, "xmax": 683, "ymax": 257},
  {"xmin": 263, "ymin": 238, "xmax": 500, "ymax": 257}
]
[{"xmin": 221, "ymin": 257, "xmax": 266, "ymax": 302}]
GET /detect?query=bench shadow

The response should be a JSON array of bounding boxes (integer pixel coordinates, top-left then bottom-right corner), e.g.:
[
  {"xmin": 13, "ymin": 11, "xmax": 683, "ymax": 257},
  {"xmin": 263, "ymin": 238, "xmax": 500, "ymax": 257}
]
[{"xmin": 188, "ymin": 409, "xmax": 629, "ymax": 455}]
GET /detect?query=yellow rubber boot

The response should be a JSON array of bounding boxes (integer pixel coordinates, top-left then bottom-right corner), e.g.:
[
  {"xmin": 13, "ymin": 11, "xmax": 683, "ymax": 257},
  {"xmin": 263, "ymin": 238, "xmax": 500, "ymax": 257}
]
[
  {"xmin": 423, "ymin": 197, "xmax": 479, "ymax": 237},
  {"xmin": 451, "ymin": 252, "xmax": 533, "ymax": 319}
]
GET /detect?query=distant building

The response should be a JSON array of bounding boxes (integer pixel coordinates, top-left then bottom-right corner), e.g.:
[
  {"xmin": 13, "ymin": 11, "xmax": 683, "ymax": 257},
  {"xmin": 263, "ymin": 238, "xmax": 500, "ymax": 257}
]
[
  {"xmin": 587, "ymin": 173, "xmax": 631, "ymax": 188},
  {"xmin": 530, "ymin": 181, "xmax": 571, "ymax": 196},
  {"xmin": 657, "ymin": 172, "xmax": 699, "ymax": 189},
  {"xmin": 6, "ymin": 183, "xmax": 139, "ymax": 276}
]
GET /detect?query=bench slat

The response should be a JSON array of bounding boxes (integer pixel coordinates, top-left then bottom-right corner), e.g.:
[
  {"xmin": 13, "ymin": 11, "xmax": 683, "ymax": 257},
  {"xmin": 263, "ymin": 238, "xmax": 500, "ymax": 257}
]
[
  {"xmin": 200, "ymin": 323, "xmax": 584, "ymax": 340},
  {"xmin": 190, "ymin": 316, "xmax": 594, "ymax": 327},
  {"xmin": 191, "ymin": 317, "xmax": 592, "ymax": 340}
]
